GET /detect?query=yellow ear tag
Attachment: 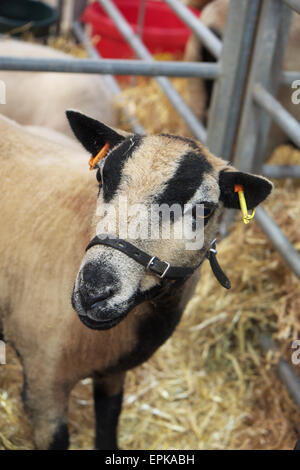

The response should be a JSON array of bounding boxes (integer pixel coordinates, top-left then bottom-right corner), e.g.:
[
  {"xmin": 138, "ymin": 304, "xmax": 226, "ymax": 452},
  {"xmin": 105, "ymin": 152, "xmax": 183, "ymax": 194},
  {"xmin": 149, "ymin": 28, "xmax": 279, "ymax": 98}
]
[
  {"xmin": 89, "ymin": 142, "xmax": 110, "ymax": 170},
  {"xmin": 234, "ymin": 184, "xmax": 256, "ymax": 225}
]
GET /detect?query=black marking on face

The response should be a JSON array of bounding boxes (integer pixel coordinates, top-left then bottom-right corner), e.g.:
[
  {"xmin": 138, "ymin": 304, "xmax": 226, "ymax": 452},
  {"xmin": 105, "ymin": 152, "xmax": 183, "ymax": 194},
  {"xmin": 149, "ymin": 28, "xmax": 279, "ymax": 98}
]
[
  {"xmin": 190, "ymin": 201, "xmax": 218, "ymax": 230},
  {"xmin": 154, "ymin": 151, "xmax": 212, "ymax": 219},
  {"xmin": 102, "ymin": 135, "xmax": 143, "ymax": 203}
]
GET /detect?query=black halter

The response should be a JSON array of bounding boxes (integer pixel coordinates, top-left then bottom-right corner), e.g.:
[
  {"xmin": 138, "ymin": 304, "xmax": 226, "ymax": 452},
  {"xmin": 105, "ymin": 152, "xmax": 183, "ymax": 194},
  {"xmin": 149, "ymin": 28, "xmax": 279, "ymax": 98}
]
[{"xmin": 85, "ymin": 236, "xmax": 231, "ymax": 293}]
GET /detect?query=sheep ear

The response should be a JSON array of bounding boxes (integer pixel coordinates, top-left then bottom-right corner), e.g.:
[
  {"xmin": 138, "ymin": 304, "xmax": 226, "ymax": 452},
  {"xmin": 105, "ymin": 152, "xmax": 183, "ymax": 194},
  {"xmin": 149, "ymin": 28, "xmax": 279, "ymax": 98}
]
[
  {"xmin": 219, "ymin": 169, "xmax": 273, "ymax": 210},
  {"xmin": 66, "ymin": 110, "xmax": 125, "ymax": 156}
]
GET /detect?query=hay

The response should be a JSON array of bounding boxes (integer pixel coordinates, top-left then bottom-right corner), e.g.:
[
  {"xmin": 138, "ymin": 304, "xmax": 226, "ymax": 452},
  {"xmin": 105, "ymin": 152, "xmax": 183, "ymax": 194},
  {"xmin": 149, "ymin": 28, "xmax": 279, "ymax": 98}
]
[
  {"xmin": 268, "ymin": 144, "xmax": 300, "ymax": 189},
  {"xmin": 114, "ymin": 52, "xmax": 191, "ymax": 137},
  {"xmin": 9, "ymin": 31, "xmax": 89, "ymax": 58},
  {"xmin": 116, "ymin": 76, "xmax": 191, "ymax": 138},
  {"xmin": 46, "ymin": 35, "xmax": 89, "ymax": 58}
]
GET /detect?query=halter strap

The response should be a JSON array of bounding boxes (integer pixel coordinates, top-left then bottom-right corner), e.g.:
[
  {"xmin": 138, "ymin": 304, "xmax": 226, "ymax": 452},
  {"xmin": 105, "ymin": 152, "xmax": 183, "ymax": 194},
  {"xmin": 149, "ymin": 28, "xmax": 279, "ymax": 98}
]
[
  {"xmin": 205, "ymin": 239, "xmax": 231, "ymax": 289},
  {"xmin": 85, "ymin": 236, "xmax": 231, "ymax": 289},
  {"xmin": 86, "ymin": 236, "xmax": 195, "ymax": 280}
]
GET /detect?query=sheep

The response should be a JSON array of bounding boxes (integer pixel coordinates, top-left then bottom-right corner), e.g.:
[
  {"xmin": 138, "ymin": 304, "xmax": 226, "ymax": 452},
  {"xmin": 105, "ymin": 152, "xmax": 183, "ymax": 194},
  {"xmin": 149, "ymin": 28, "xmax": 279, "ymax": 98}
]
[
  {"xmin": 24, "ymin": 124, "xmax": 83, "ymax": 151},
  {"xmin": 0, "ymin": 110, "xmax": 273, "ymax": 449},
  {"xmin": 0, "ymin": 38, "xmax": 116, "ymax": 137},
  {"xmin": 184, "ymin": 0, "xmax": 300, "ymax": 155}
]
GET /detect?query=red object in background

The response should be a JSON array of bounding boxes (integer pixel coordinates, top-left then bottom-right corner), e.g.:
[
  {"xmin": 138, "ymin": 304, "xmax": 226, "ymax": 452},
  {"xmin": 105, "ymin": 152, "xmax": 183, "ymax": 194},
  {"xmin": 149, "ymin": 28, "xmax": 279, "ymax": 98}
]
[{"xmin": 81, "ymin": 0, "xmax": 200, "ymax": 58}]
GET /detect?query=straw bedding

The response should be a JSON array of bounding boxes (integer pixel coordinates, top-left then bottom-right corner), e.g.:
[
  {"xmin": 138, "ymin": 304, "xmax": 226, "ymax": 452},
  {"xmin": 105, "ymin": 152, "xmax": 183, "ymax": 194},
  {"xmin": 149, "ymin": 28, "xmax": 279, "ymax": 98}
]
[{"xmin": 0, "ymin": 45, "xmax": 300, "ymax": 451}]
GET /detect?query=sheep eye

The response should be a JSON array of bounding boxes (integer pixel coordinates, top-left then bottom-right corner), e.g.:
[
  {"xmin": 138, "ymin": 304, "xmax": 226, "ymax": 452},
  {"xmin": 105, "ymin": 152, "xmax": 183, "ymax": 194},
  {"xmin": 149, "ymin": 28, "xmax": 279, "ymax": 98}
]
[
  {"xmin": 192, "ymin": 203, "xmax": 216, "ymax": 219},
  {"xmin": 203, "ymin": 205, "xmax": 214, "ymax": 219}
]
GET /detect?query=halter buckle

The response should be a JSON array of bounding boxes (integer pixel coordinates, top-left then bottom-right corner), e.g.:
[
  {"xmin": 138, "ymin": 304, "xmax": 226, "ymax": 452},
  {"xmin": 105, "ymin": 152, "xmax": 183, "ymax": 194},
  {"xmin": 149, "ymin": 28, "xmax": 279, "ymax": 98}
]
[
  {"xmin": 147, "ymin": 256, "xmax": 171, "ymax": 279},
  {"xmin": 209, "ymin": 238, "xmax": 217, "ymax": 255}
]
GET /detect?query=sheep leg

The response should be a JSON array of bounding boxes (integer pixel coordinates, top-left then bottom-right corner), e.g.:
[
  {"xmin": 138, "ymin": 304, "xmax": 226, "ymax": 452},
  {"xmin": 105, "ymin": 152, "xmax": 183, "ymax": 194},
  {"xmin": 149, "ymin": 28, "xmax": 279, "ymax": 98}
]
[
  {"xmin": 21, "ymin": 365, "xmax": 71, "ymax": 450},
  {"xmin": 93, "ymin": 372, "xmax": 125, "ymax": 450}
]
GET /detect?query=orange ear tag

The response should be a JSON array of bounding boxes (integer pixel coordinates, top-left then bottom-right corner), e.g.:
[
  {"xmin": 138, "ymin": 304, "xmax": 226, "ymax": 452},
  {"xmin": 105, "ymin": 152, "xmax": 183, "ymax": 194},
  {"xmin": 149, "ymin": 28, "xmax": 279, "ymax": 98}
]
[
  {"xmin": 234, "ymin": 184, "xmax": 256, "ymax": 224},
  {"xmin": 89, "ymin": 142, "xmax": 110, "ymax": 170}
]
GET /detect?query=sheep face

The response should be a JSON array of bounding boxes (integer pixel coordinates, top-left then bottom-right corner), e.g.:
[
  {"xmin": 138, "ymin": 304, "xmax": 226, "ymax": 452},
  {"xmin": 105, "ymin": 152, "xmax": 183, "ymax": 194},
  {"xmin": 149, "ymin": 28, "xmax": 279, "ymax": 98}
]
[{"xmin": 67, "ymin": 111, "xmax": 273, "ymax": 330}]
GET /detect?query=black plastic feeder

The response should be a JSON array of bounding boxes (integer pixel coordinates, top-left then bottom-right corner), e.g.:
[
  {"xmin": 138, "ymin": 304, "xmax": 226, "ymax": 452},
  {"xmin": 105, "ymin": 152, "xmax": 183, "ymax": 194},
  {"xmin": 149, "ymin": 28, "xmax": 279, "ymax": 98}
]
[{"xmin": 0, "ymin": 0, "xmax": 58, "ymax": 37}]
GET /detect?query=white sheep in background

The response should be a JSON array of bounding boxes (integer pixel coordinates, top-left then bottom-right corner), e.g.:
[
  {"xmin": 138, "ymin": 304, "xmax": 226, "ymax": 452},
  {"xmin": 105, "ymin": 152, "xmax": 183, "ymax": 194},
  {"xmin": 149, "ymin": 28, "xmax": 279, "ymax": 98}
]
[{"xmin": 0, "ymin": 38, "xmax": 116, "ymax": 137}]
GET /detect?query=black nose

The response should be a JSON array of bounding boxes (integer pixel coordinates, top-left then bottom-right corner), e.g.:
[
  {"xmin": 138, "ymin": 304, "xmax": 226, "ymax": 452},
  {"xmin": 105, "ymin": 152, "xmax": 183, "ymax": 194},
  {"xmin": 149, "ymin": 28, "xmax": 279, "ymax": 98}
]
[
  {"xmin": 82, "ymin": 263, "xmax": 116, "ymax": 286},
  {"xmin": 80, "ymin": 262, "xmax": 118, "ymax": 309}
]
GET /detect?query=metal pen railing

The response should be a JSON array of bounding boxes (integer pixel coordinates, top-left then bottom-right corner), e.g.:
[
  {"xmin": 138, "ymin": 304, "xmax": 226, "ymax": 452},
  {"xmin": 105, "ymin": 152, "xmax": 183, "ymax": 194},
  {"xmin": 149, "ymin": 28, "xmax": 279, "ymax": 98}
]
[
  {"xmin": 0, "ymin": 55, "xmax": 219, "ymax": 78},
  {"xmin": 97, "ymin": 0, "xmax": 208, "ymax": 143},
  {"xmin": 163, "ymin": 0, "xmax": 222, "ymax": 59},
  {"xmin": 72, "ymin": 20, "xmax": 146, "ymax": 135}
]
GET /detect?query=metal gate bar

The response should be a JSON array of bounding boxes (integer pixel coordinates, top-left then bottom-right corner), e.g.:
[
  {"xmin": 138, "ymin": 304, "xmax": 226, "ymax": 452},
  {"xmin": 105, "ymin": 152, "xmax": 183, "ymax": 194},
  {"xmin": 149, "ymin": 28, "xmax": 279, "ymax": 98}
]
[
  {"xmin": 233, "ymin": 0, "xmax": 293, "ymax": 173},
  {"xmin": 97, "ymin": 0, "xmax": 207, "ymax": 143},
  {"xmin": 0, "ymin": 56, "xmax": 220, "ymax": 78},
  {"xmin": 206, "ymin": 0, "xmax": 261, "ymax": 160},
  {"xmin": 281, "ymin": 71, "xmax": 300, "ymax": 85},
  {"xmin": 163, "ymin": 0, "xmax": 222, "ymax": 59},
  {"xmin": 282, "ymin": 0, "xmax": 300, "ymax": 14},
  {"xmin": 72, "ymin": 20, "xmax": 146, "ymax": 135},
  {"xmin": 262, "ymin": 164, "xmax": 300, "ymax": 178},
  {"xmin": 253, "ymin": 83, "xmax": 300, "ymax": 148},
  {"xmin": 260, "ymin": 333, "xmax": 300, "ymax": 410},
  {"xmin": 255, "ymin": 207, "xmax": 300, "ymax": 279},
  {"xmin": 232, "ymin": 0, "xmax": 300, "ymax": 279}
]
